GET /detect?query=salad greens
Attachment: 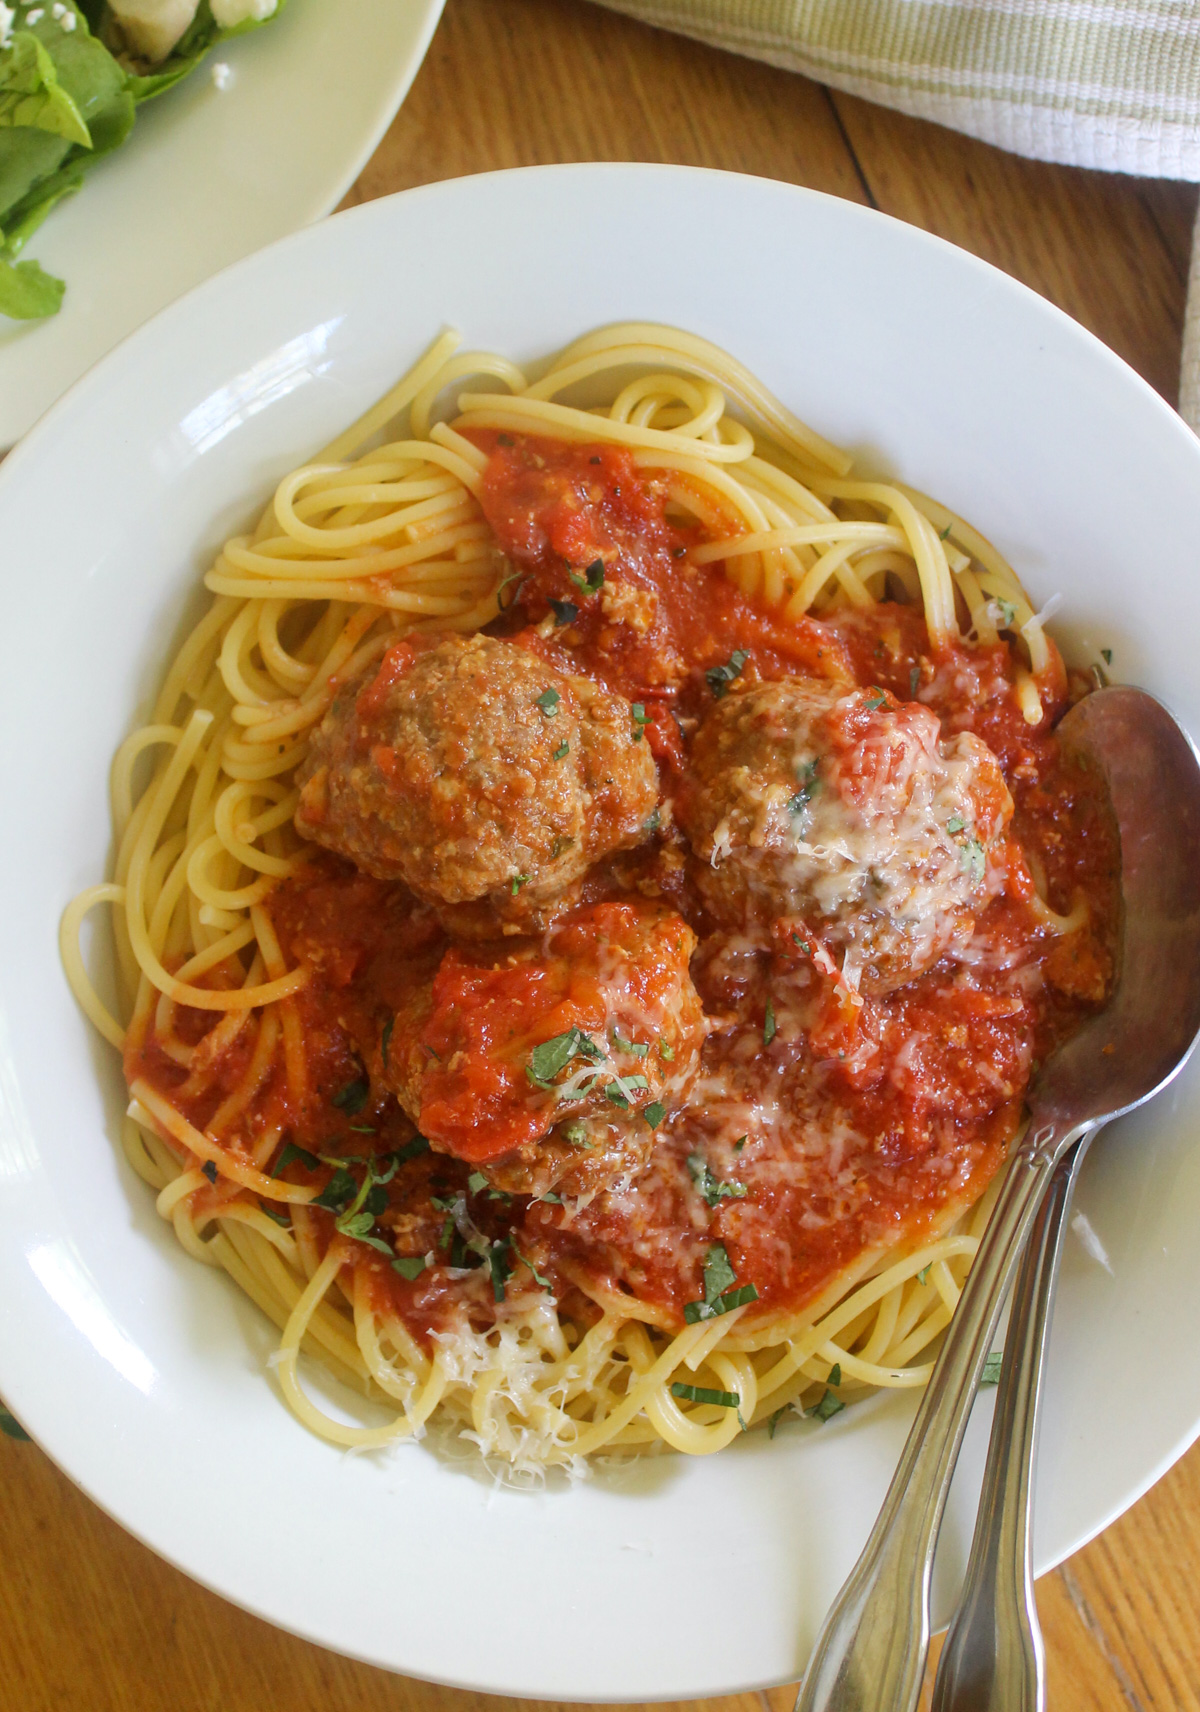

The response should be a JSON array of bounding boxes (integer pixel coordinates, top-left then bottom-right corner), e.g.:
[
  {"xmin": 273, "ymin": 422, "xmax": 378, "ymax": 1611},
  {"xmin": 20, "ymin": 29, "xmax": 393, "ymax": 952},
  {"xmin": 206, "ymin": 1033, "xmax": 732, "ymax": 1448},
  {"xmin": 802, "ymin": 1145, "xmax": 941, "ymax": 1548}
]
[{"xmin": 0, "ymin": 0, "xmax": 289, "ymax": 320}]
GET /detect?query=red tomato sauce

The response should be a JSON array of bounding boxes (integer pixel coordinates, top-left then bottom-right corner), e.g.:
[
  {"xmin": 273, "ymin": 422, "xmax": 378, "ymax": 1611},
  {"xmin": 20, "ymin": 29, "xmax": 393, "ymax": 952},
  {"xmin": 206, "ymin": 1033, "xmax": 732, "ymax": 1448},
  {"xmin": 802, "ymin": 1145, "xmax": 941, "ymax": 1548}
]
[{"xmin": 128, "ymin": 435, "xmax": 1120, "ymax": 1347}]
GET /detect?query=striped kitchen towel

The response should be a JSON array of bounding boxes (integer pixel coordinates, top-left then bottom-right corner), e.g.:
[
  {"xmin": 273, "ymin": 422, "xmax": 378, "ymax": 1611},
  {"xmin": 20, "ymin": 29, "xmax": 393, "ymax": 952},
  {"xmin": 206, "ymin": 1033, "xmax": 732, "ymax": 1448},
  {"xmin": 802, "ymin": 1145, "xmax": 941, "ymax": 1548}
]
[{"xmin": 591, "ymin": 0, "xmax": 1200, "ymax": 426}]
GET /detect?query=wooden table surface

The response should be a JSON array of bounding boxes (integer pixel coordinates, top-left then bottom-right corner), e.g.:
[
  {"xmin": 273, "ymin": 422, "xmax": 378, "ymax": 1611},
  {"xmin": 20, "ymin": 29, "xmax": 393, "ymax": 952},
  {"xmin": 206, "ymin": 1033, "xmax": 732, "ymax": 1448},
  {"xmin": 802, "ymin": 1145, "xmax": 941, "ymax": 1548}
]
[{"xmin": 6, "ymin": 3, "xmax": 1200, "ymax": 1707}]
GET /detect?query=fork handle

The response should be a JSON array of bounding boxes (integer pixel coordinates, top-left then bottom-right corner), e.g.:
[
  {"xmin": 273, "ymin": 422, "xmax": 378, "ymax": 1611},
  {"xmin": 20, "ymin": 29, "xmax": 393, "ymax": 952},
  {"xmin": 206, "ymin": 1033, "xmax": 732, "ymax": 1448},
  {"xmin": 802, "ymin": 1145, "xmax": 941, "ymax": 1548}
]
[
  {"xmin": 793, "ymin": 1115, "xmax": 1089, "ymax": 1712},
  {"xmin": 930, "ymin": 1131, "xmax": 1097, "ymax": 1712}
]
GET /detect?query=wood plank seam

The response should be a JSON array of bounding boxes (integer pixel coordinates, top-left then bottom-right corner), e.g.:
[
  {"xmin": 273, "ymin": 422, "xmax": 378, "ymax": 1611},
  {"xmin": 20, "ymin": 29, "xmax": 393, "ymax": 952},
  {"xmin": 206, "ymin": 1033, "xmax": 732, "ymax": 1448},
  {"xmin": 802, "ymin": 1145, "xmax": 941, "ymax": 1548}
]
[{"xmin": 1057, "ymin": 1565, "xmax": 1152, "ymax": 1712}]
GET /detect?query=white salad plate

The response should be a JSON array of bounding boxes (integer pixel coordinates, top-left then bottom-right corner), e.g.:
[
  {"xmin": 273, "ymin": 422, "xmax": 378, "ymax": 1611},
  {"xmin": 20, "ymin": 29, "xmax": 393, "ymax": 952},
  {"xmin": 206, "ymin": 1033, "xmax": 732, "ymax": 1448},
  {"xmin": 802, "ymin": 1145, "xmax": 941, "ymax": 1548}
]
[
  {"xmin": 1, "ymin": 164, "xmax": 1199, "ymax": 1700},
  {"xmin": 0, "ymin": 0, "xmax": 445, "ymax": 448}
]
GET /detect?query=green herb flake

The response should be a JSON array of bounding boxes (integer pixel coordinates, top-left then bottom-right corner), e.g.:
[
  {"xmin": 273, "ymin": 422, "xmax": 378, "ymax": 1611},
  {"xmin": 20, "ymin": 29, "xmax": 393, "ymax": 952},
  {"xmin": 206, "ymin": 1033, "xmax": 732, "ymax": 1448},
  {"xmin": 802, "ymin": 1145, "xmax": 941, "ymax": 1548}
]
[
  {"xmin": 331, "ymin": 1076, "xmax": 370, "ymax": 1115},
  {"xmin": 535, "ymin": 686, "xmax": 561, "ymax": 718},
  {"xmin": 0, "ymin": 1408, "xmax": 30, "ymax": 1442},
  {"xmin": 313, "ymin": 1167, "xmax": 358, "ymax": 1214},
  {"xmin": 392, "ymin": 1255, "xmax": 427, "ymax": 1281},
  {"xmin": 828, "ymin": 1363, "xmax": 842, "ymax": 1387},
  {"xmin": 917, "ymin": 1265, "xmax": 931, "ymax": 1286},
  {"xmin": 938, "ymin": 522, "xmax": 953, "ymax": 541},
  {"xmin": 391, "ymin": 1134, "xmax": 431, "ymax": 1166},
  {"xmin": 467, "ymin": 1171, "xmax": 488, "ymax": 1194},
  {"xmin": 631, "ymin": 702, "xmax": 650, "ymax": 741},
  {"xmin": 201, "ymin": 1160, "xmax": 218, "ymax": 1185},
  {"xmin": 995, "ymin": 598, "xmax": 1017, "ymax": 628},
  {"xmin": 489, "ymin": 1237, "xmax": 513, "ymax": 1303},
  {"xmin": 863, "ymin": 688, "xmax": 887, "ymax": 712},
  {"xmin": 612, "ymin": 1033, "xmax": 649, "ymax": 1057},
  {"xmin": 568, "ymin": 559, "xmax": 606, "ymax": 594},
  {"xmin": 273, "ymin": 1141, "xmax": 320, "ymax": 1178},
  {"xmin": 980, "ymin": 1351, "xmax": 1004, "ymax": 1386},
  {"xmin": 258, "ymin": 1201, "xmax": 291, "ymax": 1229},
  {"xmin": 526, "ymin": 1027, "xmax": 604, "ymax": 1089},
  {"xmin": 687, "ymin": 1152, "xmax": 747, "ymax": 1207},
  {"xmin": 512, "ymin": 1242, "xmax": 552, "ymax": 1290},
  {"xmin": 768, "ymin": 1406, "xmax": 795, "ymax": 1438},
  {"xmin": 807, "ymin": 1388, "xmax": 845, "ymax": 1423},
  {"xmin": 670, "ymin": 1382, "xmax": 740, "ymax": 1409},
  {"xmin": 909, "ymin": 665, "xmax": 921, "ymax": 698},
  {"xmin": 733, "ymin": 1135, "xmax": 746, "ymax": 1152},
  {"xmin": 510, "ymin": 873, "xmax": 529, "ymax": 895},
  {"xmin": 496, "ymin": 570, "xmax": 527, "ymax": 611},
  {"xmin": 787, "ymin": 758, "xmax": 820, "ymax": 816},
  {"xmin": 643, "ymin": 1100, "xmax": 666, "ymax": 1129},
  {"xmin": 682, "ymin": 1245, "xmax": 759, "ymax": 1322},
  {"xmin": 946, "ymin": 816, "xmax": 965, "ymax": 835},
  {"xmin": 548, "ymin": 597, "xmax": 579, "ymax": 627},
  {"xmin": 539, "ymin": 1191, "xmax": 564, "ymax": 1205},
  {"xmin": 763, "ymin": 1000, "xmax": 777, "ymax": 1047},
  {"xmin": 659, "ymin": 1042, "xmax": 675, "ymax": 1062},
  {"xmin": 644, "ymin": 805, "xmax": 661, "ymax": 836},
  {"xmin": 960, "ymin": 839, "xmax": 986, "ymax": 885},
  {"xmin": 553, "ymin": 740, "xmax": 570, "ymax": 761},
  {"xmin": 705, "ymin": 649, "xmax": 748, "ymax": 700},
  {"xmin": 1101, "ymin": 647, "xmax": 1113, "ymax": 665}
]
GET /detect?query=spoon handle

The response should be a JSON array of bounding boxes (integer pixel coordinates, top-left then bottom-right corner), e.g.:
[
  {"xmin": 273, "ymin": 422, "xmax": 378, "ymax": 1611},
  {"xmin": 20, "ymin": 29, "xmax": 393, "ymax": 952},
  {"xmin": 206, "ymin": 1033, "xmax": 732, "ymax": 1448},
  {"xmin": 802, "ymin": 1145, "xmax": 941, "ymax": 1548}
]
[
  {"xmin": 793, "ymin": 1116, "xmax": 1087, "ymax": 1712},
  {"xmin": 930, "ymin": 1131, "xmax": 1097, "ymax": 1712}
]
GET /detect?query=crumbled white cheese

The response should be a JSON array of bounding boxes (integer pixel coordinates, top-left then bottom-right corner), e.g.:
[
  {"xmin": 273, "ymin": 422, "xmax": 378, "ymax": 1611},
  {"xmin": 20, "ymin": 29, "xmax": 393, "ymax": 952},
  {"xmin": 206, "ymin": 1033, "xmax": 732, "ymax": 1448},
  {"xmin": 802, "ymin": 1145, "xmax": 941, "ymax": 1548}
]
[
  {"xmin": 0, "ymin": 3, "xmax": 15, "ymax": 49},
  {"xmin": 211, "ymin": 59, "xmax": 234, "ymax": 90},
  {"xmin": 51, "ymin": 0, "xmax": 75, "ymax": 23},
  {"xmin": 211, "ymin": 0, "xmax": 276, "ymax": 23},
  {"xmin": 25, "ymin": 5, "xmax": 43, "ymax": 21}
]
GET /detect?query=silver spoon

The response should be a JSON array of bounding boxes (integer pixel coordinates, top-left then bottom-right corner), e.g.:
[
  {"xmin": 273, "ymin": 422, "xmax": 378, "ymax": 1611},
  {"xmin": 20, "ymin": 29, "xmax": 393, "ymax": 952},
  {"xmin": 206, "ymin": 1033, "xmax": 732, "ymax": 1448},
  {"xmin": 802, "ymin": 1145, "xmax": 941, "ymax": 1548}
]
[
  {"xmin": 931, "ymin": 686, "xmax": 1200, "ymax": 1711},
  {"xmin": 794, "ymin": 685, "xmax": 1200, "ymax": 1712}
]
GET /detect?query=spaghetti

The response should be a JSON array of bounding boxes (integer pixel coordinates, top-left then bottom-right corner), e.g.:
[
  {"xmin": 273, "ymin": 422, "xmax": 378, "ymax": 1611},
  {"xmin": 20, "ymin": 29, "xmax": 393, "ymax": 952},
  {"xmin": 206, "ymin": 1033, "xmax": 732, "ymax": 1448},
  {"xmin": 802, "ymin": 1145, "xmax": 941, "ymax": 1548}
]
[{"xmin": 62, "ymin": 325, "xmax": 1117, "ymax": 1469}]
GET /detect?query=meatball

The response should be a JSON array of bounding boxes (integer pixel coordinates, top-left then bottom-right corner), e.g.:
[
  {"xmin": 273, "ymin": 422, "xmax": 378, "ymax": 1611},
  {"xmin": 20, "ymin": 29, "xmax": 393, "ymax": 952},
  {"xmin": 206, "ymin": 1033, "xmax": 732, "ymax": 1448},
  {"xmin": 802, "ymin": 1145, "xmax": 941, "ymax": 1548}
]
[
  {"xmin": 679, "ymin": 678, "xmax": 1013, "ymax": 993},
  {"xmin": 374, "ymin": 901, "xmax": 706, "ymax": 1198},
  {"xmin": 295, "ymin": 631, "xmax": 659, "ymax": 934}
]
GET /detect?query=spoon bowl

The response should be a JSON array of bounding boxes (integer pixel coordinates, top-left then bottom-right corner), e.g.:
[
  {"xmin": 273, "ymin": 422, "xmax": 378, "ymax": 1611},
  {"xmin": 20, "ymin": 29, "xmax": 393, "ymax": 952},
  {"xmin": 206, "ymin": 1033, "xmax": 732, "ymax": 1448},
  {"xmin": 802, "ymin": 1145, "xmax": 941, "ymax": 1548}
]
[{"xmin": 795, "ymin": 685, "xmax": 1200, "ymax": 1712}]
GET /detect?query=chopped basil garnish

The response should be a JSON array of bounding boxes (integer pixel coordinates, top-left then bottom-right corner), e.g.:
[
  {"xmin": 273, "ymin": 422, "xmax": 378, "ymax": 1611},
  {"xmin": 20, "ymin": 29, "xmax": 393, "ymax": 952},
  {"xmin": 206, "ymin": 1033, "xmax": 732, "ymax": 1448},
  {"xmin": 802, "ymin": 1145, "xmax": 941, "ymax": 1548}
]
[
  {"xmin": 788, "ymin": 759, "xmax": 820, "ymax": 816},
  {"xmin": 763, "ymin": 1000, "xmax": 777, "ymax": 1047},
  {"xmin": 995, "ymin": 598, "xmax": 1017, "ymax": 628},
  {"xmin": 381, "ymin": 1016, "xmax": 394, "ymax": 1066},
  {"xmin": 1101, "ymin": 647, "xmax": 1113, "ymax": 665},
  {"xmin": 705, "ymin": 649, "xmax": 748, "ymax": 699},
  {"xmin": 539, "ymin": 1191, "xmax": 564, "ymax": 1205},
  {"xmin": 768, "ymin": 1406, "xmax": 796, "ymax": 1438},
  {"xmin": 550, "ymin": 834, "xmax": 574, "ymax": 857},
  {"xmin": 535, "ymin": 687, "xmax": 561, "ymax": 718},
  {"xmin": 733, "ymin": 1135, "xmax": 746, "ymax": 1151},
  {"xmin": 331, "ymin": 1076, "xmax": 370, "ymax": 1114},
  {"xmin": 391, "ymin": 1134, "xmax": 430, "ymax": 1166},
  {"xmin": 313, "ymin": 1167, "xmax": 358, "ymax": 1213},
  {"xmin": 670, "ymin": 1382, "xmax": 740, "ymax": 1408},
  {"xmin": 392, "ymin": 1255, "xmax": 427, "ymax": 1281},
  {"xmin": 511, "ymin": 873, "xmax": 529, "ymax": 895},
  {"xmin": 687, "ymin": 1153, "xmax": 747, "ymax": 1207},
  {"xmin": 553, "ymin": 740, "xmax": 570, "ymax": 761},
  {"xmin": 659, "ymin": 1041, "xmax": 675, "ymax": 1062},
  {"xmin": 488, "ymin": 1237, "xmax": 513, "ymax": 1302},
  {"xmin": 496, "ymin": 570, "xmax": 527, "ymax": 611},
  {"xmin": 604, "ymin": 1073, "xmax": 649, "ymax": 1110},
  {"xmin": 643, "ymin": 1101, "xmax": 666, "ymax": 1129},
  {"xmin": 201, "ymin": 1160, "xmax": 218, "ymax": 1185},
  {"xmin": 467, "ymin": 1171, "xmax": 488, "ymax": 1194},
  {"xmin": 683, "ymin": 1245, "xmax": 759, "ymax": 1322},
  {"xmin": 807, "ymin": 1387, "xmax": 845, "ymax": 1422},
  {"xmin": 560, "ymin": 1118, "xmax": 591, "ymax": 1147},
  {"xmin": 612, "ymin": 1034, "xmax": 649, "ymax": 1057},
  {"xmin": 917, "ymin": 1264, "xmax": 931, "ymax": 1286},
  {"xmin": 946, "ymin": 815, "xmax": 965, "ymax": 834},
  {"xmin": 273, "ymin": 1141, "xmax": 320, "ymax": 1177},
  {"xmin": 938, "ymin": 522, "xmax": 953, "ymax": 541},
  {"xmin": 863, "ymin": 688, "xmax": 887, "ymax": 712},
  {"xmin": 497, "ymin": 433, "xmax": 515, "ymax": 447},
  {"xmin": 960, "ymin": 839, "xmax": 986, "ymax": 885},
  {"xmin": 568, "ymin": 559, "xmax": 606, "ymax": 594},
  {"xmin": 548, "ymin": 596, "xmax": 579, "ymax": 627},
  {"xmin": 631, "ymin": 703, "xmax": 650, "ymax": 741},
  {"xmin": 828, "ymin": 1363, "xmax": 842, "ymax": 1387},
  {"xmin": 258, "ymin": 1201, "xmax": 291, "ymax": 1228},
  {"xmin": 512, "ymin": 1242, "xmax": 552, "ymax": 1290},
  {"xmin": 980, "ymin": 1351, "xmax": 1004, "ymax": 1386},
  {"xmin": 644, "ymin": 805, "xmax": 661, "ymax": 836},
  {"xmin": 526, "ymin": 1027, "xmax": 604, "ymax": 1089},
  {"xmin": 909, "ymin": 665, "xmax": 921, "ymax": 697}
]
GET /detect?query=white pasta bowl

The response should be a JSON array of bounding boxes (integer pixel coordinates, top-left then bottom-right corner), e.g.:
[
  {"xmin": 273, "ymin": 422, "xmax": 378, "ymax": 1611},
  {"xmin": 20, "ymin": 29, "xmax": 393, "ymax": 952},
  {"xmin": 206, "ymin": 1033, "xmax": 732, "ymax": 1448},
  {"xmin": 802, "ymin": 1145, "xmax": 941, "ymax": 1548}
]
[{"xmin": 1, "ymin": 164, "xmax": 1199, "ymax": 1699}]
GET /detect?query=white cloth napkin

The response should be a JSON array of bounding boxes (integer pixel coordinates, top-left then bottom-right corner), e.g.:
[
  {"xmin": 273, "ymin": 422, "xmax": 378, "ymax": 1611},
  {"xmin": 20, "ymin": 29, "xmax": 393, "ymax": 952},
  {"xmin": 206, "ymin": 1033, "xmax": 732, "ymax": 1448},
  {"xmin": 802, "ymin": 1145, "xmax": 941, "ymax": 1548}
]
[{"xmin": 593, "ymin": 0, "xmax": 1200, "ymax": 428}]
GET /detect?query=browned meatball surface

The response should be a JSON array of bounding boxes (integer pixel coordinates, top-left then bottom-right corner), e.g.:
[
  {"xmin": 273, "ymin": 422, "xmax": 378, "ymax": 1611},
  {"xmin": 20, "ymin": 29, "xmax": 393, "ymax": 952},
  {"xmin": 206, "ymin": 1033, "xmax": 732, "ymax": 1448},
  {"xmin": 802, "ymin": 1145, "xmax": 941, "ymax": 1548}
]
[
  {"xmin": 374, "ymin": 900, "xmax": 707, "ymax": 1200},
  {"xmin": 679, "ymin": 678, "xmax": 1014, "ymax": 993},
  {"xmin": 295, "ymin": 631, "xmax": 659, "ymax": 934}
]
